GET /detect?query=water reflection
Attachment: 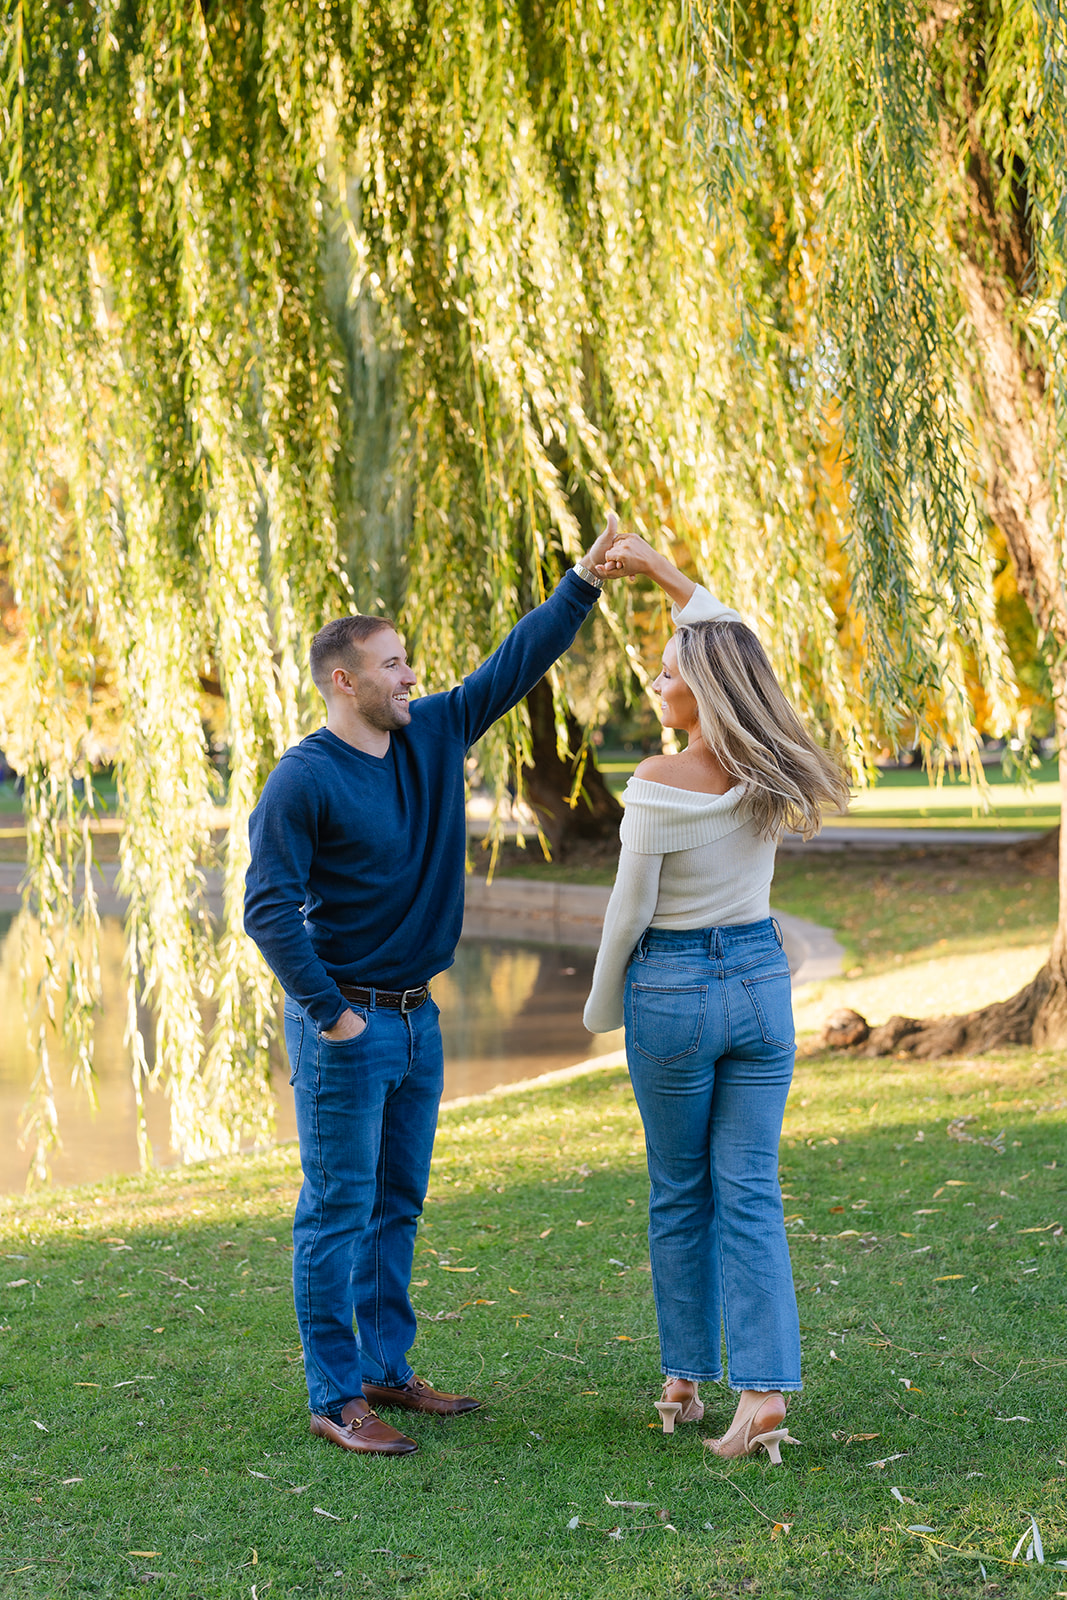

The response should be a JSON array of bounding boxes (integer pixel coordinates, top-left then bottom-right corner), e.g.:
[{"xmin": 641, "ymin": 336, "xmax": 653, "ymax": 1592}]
[{"xmin": 0, "ymin": 911, "xmax": 621, "ymax": 1193}]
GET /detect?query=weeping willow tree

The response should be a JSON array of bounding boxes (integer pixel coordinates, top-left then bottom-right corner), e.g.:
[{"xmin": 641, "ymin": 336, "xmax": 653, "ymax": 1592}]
[
  {"xmin": 0, "ymin": 0, "xmax": 1048, "ymax": 1182},
  {"xmin": 686, "ymin": 0, "xmax": 1067, "ymax": 1055}
]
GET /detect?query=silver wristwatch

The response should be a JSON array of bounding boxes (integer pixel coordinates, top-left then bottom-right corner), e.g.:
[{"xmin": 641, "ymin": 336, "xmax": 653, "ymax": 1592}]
[{"xmin": 573, "ymin": 562, "xmax": 605, "ymax": 590}]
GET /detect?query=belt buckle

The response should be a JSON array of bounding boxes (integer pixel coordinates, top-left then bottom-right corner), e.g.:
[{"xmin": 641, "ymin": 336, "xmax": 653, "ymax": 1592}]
[{"xmin": 399, "ymin": 986, "xmax": 423, "ymax": 1014}]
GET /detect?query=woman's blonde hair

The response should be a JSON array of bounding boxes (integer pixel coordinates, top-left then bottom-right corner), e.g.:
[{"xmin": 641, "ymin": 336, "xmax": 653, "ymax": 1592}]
[{"xmin": 674, "ymin": 620, "xmax": 849, "ymax": 840}]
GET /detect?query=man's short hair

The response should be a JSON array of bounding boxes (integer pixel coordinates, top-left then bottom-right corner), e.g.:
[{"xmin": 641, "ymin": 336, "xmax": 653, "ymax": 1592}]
[{"xmin": 309, "ymin": 614, "xmax": 396, "ymax": 694}]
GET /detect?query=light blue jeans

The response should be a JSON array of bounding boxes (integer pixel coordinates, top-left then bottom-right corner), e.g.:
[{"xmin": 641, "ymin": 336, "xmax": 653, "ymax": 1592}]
[
  {"xmin": 624, "ymin": 920, "xmax": 801, "ymax": 1390},
  {"xmin": 283, "ymin": 994, "xmax": 445, "ymax": 1415}
]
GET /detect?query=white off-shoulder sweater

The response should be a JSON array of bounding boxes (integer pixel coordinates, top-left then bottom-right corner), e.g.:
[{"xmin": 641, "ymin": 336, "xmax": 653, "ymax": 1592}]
[{"xmin": 583, "ymin": 583, "xmax": 776, "ymax": 1034}]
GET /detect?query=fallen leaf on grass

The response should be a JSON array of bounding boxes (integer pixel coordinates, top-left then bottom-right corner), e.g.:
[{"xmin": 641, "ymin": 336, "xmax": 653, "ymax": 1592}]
[
  {"xmin": 606, "ymin": 1498, "xmax": 651, "ymax": 1509},
  {"xmin": 5, "ymin": 1279, "xmax": 30, "ymax": 1288},
  {"xmin": 867, "ymin": 1453, "xmax": 908, "ymax": 1468},
  {"xmin": 607, "ymin": 1527, "xmax": 624, "ymax": 1541},
  {"xmin": 113, "ymin": 1377, "xmax": 156, "ymax": 1387},
  {"xmin": 248, "ymin": 1471, "xmax": 271, "ymax": 1480},
  {"xmin": 32, "ymin": 1421, "xmax": 48, "ymax": 1432},
  {"xmin": 907, "ymin": 1525, "xmax": 937, "ymax": 1534},
  {"xmin": 539, "ymin": 1229, "xmax": 553, "ymax": 1239},
  {"xmin": 994, "ymin": 1415, "xmax": 1032, "ymax": 1422},
  {"xmin": 890, "ymin": 1487, "xmax": 917, "ymax": 1505},
  {"xmin": 439, "ymin": 1265, "xmax": 477, "ymax": 1273},
  {"xmin": 770, "ymin": 1523, "xmax": 792, "ymax": 1538},
  {"xmin": 1011, "ymin": 1517, "xmax": 1045, "ymax": 1564},
  {"xmin": 61, "ymin": 1477, "xmax": 83, "ymax": 1485},
  {"xmin": 933, "ymin": 1275, "xmax": 963, "ymax": 1281},
  {"xmin": 567, "ymin": 1516, "xmax": 580, "ymax": 1530},
  {"xmin": 126, "ymin": 1552, "xmax": 161, "ymax": 1559},
  {"xmin": 313, "ymin": 1507, "xmax": 342, "ymax": 1521}
]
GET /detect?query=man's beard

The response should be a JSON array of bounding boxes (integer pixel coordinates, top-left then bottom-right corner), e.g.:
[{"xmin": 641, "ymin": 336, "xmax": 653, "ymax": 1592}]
[{"xmin": 358, "ymin": 688, "xmax": 411, "ymax": 731}]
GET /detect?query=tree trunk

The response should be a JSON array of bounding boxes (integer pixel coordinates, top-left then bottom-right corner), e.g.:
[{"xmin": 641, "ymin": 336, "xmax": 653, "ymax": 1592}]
[
  {"xmin": 520, "ymin": 676, "xmax": 623, "ymax": 857},
  {"xmin": 851, "ymin": 258, "xmax": 1067, "ymax": 1058}
]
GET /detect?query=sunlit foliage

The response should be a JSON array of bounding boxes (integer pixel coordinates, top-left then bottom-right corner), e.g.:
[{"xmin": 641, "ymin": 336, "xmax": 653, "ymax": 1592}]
[{"xmin": 3, "ymin": 0, "xmax": 1058, "ymax": 1175}]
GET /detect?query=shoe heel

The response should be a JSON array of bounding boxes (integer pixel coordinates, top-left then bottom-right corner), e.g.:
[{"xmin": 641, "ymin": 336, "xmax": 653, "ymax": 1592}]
[
  {"xmin": 752, "ymin": 1428, "xmax": 800, "ymax": 1466},
  {"xmin": 655, "ymin": 1400, "xmax": 683, "ymax": 1435}
]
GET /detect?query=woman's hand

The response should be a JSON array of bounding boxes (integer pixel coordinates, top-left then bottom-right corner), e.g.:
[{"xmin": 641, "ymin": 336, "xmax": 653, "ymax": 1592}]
[{"xmin": 596, "ymin": 532, "xmax": 696, "ymax": 608}]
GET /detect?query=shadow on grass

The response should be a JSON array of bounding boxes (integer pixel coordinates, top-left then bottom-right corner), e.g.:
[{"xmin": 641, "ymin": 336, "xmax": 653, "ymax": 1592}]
[{"xmin": 0, "ymin": 1060, "xmax": 1065, "ymax": 1598}]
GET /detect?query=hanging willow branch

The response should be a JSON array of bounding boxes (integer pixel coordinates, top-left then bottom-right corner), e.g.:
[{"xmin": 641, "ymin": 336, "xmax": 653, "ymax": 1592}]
[{"xmin": 0, "ymin": 0, "xmax": 1031, "ymax": 1178}]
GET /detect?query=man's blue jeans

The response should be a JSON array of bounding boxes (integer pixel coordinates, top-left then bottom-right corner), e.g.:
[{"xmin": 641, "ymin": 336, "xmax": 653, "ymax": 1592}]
[
  {"xmin": 624, "ymin": 920, "xmax": 802, "ymax": 1391},
  {"xmin": 283, "ymin": 993, "xmax": 444, "ymax": 1415}
]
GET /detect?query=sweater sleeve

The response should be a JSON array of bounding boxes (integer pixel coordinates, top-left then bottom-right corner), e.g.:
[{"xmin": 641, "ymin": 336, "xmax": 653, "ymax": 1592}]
[
  {"xmin": 244, "ymin": 756, "xmax": 348, "ymax": 1031},
  {"xmin": 422, "ymin": 569, "xmax": 601, "ymax": 749},
  {"xmin": 671, "ymin": 582, "xmax": 742, "ymax": 625},
  {"xmin": 582, "ymin": 846, "xmax": 663, "ymax": 1033}
]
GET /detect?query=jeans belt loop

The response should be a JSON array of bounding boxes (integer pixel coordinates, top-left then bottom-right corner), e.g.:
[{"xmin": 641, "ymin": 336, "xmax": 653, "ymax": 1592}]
[{"xmin": 771, "ymin": 916, "xmax": 784, "ymax": 948}]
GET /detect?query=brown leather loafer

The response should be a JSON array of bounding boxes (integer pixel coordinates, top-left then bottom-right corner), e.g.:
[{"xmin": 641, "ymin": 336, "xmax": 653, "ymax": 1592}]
[
  {"xmin": 309, "ymin": 1398, "xmax": 418, "ymax": 1454},
  {"xmin": 360, "ymin": 1374, "xmax": 481, "ymax": 1417}
]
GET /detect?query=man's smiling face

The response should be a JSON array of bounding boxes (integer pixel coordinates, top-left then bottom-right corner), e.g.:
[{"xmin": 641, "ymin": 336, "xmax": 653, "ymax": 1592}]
[{"xmin": 349, "ymin": 627, "xmax": 417, "ymax": 731}]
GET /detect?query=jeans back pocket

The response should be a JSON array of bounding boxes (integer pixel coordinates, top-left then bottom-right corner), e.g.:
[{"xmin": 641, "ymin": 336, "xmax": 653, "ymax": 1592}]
[
  {"xmin": 742, "ymin": 971, "xmax": 795, "ymax": 1049},
  {"xmin": 629, "ymin": 982, "xmax": 708, "ymax": 1064}
]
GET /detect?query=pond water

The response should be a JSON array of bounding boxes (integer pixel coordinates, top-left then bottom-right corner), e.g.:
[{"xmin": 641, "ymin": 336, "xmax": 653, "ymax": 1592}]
[{"xmin": 0, "ymin": 911, "xmax": 622, "ymax": 1194}]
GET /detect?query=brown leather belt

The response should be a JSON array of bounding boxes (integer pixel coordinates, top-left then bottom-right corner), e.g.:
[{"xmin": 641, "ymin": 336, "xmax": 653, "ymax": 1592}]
[{"xmin": 338, "ymin": 982, "xmax": 430, "ymax": 1014}]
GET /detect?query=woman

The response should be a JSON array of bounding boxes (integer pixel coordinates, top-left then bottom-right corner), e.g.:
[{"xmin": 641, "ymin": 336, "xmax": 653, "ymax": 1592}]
[{"xmin": 584, "ymin": 532, "xmax": 848, "ymax": 1461}]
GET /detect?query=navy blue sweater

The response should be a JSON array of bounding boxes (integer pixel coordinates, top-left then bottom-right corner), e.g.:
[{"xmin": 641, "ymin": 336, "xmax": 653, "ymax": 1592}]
[{"xmin": 244, "ymin": 570, "xmax": 600, "ymax": 1029}]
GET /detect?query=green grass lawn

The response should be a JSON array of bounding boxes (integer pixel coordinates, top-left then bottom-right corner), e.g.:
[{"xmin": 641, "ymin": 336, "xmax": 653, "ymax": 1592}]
[{"xmin": 2, "ymin": 1049, "xmax": 1065, "ymax": 1599}]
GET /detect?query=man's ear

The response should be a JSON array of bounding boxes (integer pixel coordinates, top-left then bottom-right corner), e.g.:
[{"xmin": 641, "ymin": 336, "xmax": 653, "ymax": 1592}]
[{"xmin": 330, "ymin": 664, "xmax": 356, "ymax": 697}]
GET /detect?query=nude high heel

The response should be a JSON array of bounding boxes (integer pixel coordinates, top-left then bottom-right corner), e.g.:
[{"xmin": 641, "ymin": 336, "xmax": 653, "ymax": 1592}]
[
  {"xmin": 654, "ymin": 1378, "xmax": 704, "ymax": 1435},
  {"xmin": 703, "ymin": 1390, "xmax": 800, "ymax": 1464}
]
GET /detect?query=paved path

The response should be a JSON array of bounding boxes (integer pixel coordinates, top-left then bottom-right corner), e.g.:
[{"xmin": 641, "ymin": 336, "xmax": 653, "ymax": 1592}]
[{"xmin": 781, "ymin": 825, "xmax": 1035, "ymax": 850}]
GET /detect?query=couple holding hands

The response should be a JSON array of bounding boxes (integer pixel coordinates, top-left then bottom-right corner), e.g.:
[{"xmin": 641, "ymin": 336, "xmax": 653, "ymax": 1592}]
[{"xmin": 245, "ymin": 519, "xmax": 847, "ymax": 1462}]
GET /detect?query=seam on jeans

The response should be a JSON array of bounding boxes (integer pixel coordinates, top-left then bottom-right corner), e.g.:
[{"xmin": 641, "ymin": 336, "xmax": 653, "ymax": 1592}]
[
  {"xmin": 365, "ymin": 1067, "xmax": 391, "ymax": 1385},
  {"xmin": 710, "ymin": 1152, "xmax": 735, "ymax": 1387},
  {"xmin": 301, "ymin": 1039, "xmax": 335, "ymax": 1407},
  {"xmin": 288, "ymin": 1010, "xmax": 304, "ymax": 1086}
]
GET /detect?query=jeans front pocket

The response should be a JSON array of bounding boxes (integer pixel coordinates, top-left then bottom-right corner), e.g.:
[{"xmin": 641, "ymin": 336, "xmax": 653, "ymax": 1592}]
[
  {"xmin": 742, "ymin": 971, "xmax": 795, "ymax": 1049},
  {"xmin": 283, "ymin": 1003, "xmax": 305, "ymax": 1085},
  {"xmin": 317, "ymin": 1007, "xmax": 371, "ymax": 1055},
  {"xmin": 629, "ymin": 982, "xmax": 708, "ymax": 1064}
]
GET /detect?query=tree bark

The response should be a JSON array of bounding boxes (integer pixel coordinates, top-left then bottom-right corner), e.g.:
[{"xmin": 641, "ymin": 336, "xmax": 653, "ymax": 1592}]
[{"xmin": 520, "ymin": 675, "xmax": 623, "ymax": 856}]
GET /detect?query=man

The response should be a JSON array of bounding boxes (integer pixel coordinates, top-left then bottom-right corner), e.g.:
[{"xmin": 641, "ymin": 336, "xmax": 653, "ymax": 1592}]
[{"xmin": 244, "ymin": 520, "xmax": 617, "ymax": 1455}]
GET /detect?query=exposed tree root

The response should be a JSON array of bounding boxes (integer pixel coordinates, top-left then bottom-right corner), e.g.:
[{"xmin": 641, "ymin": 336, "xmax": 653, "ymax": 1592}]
[{"xmin": 823, "ymin": 959, "xmax": 1067, "ymax": 1059}]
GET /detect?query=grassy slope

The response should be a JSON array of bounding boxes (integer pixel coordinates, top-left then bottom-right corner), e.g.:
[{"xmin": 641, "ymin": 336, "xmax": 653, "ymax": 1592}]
[{"xmin": 2, "ymin": 1051, "xmax": 1065, "ymax": 1600}]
